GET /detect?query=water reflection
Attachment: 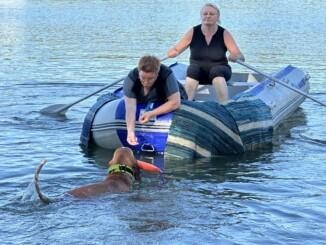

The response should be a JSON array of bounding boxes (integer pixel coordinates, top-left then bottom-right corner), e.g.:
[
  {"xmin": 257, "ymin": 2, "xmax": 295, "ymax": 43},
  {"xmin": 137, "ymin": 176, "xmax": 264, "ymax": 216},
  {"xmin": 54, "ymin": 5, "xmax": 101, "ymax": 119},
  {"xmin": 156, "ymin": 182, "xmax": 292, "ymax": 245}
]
[
  {"xmin": 0, "ymin": 0, "xmax": 25, "ymax": 8},
  {"xmin": 272, "ymin": 107, "xmax": 307, "ymax": 146}
]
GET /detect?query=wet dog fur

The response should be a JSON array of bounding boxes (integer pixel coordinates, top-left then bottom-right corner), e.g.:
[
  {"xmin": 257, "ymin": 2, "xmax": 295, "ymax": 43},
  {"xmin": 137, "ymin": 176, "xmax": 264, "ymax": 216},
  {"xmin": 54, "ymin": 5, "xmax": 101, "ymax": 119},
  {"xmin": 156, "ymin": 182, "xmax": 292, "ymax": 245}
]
[{"xmin": 34, "ymin": 147, "xmax": 141, "ymax": 204}]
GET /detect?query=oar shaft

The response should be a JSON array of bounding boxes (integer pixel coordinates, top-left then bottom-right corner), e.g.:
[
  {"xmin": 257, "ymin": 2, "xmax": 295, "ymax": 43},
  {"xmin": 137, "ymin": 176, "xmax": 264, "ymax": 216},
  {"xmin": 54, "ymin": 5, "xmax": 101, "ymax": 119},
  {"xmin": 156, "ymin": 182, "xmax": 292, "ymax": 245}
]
[
  {"xmin": 59, "ymin": 77, "xmax": 124, "ymax": 111},
  {"xmin": 160, "ymin": 56, "xmax": 169, "ymax": 62},
  {"xmin": 236, "ymin": 60, "xmax": 326, "ymax": 107}
]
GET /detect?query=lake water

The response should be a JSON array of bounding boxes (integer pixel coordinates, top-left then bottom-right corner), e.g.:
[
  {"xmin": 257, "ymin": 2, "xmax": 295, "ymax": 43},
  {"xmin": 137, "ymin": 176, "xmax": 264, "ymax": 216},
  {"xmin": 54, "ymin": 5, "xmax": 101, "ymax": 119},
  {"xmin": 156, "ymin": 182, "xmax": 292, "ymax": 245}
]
[{"xmin": 0, "ymin": 0, "xmax": 325, "ymax": 244}]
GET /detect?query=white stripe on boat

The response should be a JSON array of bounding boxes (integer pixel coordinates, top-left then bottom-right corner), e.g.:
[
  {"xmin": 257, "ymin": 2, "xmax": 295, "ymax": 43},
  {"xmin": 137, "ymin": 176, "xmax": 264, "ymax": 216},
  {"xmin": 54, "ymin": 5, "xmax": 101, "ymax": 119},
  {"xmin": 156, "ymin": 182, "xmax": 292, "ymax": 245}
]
[
  {"xmin": 181, "ymin": 104, "xmax": 244, "ymax": 147},
  {"xmin": 167, "ymin": 135, "xmax": 212, "ymax": 157},
  {"xmin": 238, "ymin": 120, "xmax": 273, "ymax": 132}
]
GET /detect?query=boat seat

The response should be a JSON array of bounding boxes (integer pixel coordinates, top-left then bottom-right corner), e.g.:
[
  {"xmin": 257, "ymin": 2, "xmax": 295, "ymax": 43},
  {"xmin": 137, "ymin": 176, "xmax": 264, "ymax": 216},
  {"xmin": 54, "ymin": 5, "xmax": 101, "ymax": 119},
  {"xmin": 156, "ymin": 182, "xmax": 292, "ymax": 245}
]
[{"xmin": 178, "ymin": 72, "xmax": 261, "ymax": 101}]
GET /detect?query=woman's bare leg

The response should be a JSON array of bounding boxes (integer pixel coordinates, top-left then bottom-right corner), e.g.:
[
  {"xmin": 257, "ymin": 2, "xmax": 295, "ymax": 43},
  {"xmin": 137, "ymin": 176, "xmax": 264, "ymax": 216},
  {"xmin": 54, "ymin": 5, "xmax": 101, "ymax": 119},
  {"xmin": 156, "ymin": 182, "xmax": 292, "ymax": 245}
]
[
  {"xmin": 185, "ymin": 77, "xmax": 199, "ymax": 100},
  {"xmin": 212, "ymin": 77, "xmax": 228, "ymax": 103}
]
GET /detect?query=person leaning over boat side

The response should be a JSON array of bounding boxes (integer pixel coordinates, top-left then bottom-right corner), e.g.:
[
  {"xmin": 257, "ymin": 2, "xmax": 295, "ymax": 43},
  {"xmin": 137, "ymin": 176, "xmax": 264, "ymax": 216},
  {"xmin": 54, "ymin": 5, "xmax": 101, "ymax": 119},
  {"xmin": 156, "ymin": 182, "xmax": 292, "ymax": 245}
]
[
  {"xmin": 167, "ymin": 3, "xmax": 245, "ymax": 102},
  {"xmin": 123, "ymin": 55, "xmax": 181, "ymax": 146}
]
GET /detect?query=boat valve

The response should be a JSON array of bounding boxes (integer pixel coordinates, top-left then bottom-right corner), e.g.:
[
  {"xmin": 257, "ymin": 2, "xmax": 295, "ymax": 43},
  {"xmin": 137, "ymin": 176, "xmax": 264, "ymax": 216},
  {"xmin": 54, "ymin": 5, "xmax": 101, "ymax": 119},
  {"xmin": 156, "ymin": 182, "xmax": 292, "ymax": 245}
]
[{"xmin": 267, "ymin": 79, "xmax": 275, "ymax": 87}]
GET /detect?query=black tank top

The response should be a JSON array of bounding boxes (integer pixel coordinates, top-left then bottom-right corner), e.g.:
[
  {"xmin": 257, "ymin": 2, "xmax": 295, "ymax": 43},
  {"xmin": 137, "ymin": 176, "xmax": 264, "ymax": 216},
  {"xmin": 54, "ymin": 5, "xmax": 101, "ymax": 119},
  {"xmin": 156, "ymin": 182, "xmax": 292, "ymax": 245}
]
[
  {"xmin": 129, "ymin": 64, "xmax": 172, "ymax": 103},
  {"xmin": 189, "ymin": 24, "xmax": 228, "ymax": 66}
]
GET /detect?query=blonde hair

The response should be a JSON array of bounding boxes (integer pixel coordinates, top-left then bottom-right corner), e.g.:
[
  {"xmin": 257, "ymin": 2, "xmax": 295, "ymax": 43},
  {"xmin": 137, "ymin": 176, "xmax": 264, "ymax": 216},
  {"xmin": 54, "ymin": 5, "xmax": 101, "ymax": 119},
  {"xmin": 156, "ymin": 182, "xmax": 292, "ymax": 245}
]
[
  {"xmin": 201, "ymin": 3, "xmax": 221, "ymax": 23},
  {"xmin": 138, "ymin": 55, "xmax": 161, "ymax": 73}
]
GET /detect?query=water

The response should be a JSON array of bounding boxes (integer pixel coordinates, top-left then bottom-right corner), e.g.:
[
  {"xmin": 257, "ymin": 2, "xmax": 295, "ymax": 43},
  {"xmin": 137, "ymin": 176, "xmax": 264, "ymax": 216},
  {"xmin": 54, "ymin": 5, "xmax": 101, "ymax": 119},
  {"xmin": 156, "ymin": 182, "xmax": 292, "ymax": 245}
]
[{"xmin": 1, "ymin": 0, "xmax": 325, "ymax": 244}]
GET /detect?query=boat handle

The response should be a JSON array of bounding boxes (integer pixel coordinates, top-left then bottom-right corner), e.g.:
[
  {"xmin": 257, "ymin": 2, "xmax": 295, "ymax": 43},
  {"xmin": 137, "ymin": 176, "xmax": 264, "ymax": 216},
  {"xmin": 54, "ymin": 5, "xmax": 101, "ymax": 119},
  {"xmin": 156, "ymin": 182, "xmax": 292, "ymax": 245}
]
[{"xmin": 141, "ymin": 143, "xmax": 155, "ymax": 152}]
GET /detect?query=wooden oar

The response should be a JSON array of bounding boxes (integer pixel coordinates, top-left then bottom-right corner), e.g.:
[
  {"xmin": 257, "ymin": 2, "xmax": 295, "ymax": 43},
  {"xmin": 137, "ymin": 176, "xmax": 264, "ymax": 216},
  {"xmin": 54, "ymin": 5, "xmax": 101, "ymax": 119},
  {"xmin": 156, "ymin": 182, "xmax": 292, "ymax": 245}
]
[
  {"xmin": 235, "ymin": 60, "xmax": 326, "ymax": 107},
  {"xmin": 40, "ymin": 56, "xmax": 169, "ymax": 115}
]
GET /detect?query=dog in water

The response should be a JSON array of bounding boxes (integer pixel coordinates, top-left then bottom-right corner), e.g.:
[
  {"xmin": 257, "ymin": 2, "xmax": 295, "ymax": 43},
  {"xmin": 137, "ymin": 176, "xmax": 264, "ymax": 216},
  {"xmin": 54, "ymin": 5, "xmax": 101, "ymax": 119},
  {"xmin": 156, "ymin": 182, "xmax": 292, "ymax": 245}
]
[{"xmin": 34, "ymin": 147, "xmax": 144, "ymax": 204}]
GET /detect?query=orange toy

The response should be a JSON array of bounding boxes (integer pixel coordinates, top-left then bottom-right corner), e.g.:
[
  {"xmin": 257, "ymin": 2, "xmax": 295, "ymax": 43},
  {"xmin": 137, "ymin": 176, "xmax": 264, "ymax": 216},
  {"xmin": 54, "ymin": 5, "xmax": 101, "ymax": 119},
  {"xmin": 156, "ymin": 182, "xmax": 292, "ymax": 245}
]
[{"xmin": 137, "ymin": 160, "xmax": 162, "ymax": 173}]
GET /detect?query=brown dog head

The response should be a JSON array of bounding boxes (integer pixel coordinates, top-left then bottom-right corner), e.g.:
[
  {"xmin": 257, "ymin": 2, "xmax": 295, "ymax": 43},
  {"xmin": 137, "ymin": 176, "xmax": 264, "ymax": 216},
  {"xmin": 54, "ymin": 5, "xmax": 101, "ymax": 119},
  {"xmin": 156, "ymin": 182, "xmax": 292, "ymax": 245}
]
[{"xmin": 108, "ymin": 147, "xmax": 141, "ymax": 181}]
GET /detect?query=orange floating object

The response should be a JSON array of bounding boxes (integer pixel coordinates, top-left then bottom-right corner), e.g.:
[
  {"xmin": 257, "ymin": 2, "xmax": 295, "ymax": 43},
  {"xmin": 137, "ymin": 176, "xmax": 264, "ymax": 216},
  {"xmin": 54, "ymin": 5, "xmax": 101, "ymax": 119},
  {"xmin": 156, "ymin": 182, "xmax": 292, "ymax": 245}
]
[{"xmin": 137, "ymin": 160, "xmax": 162, "ymax": 173}]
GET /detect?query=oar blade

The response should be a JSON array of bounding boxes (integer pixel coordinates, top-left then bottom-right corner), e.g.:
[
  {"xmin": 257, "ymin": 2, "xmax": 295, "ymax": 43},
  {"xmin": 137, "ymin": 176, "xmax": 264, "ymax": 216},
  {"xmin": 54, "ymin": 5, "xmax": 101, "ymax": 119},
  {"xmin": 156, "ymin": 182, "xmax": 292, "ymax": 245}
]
[{"xmin": 40, "ymin": 104, "xmax": 68, "ymax": 115}]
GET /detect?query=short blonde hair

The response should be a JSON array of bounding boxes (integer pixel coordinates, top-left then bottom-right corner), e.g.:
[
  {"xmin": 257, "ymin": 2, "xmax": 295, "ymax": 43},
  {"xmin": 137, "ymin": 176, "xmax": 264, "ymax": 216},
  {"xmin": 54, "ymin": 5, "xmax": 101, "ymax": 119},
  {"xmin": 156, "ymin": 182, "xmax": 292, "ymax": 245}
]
[
  {"xmin": 201, "ymin": 3, "xmax": 220, "ymax": 23},
  {"xmin": 138, "ymin": 55, "xmax": 161, "ymax": 73}
]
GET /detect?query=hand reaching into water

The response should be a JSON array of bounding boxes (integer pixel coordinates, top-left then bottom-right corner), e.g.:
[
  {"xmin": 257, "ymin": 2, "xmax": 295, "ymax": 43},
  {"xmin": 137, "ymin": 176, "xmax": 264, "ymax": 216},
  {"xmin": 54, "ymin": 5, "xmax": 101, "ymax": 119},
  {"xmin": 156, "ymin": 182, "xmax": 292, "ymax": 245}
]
[
  {"xmin": 127, "ymin": 132, "xmax": 138, "ymax": 146},
  {"xmin": 126, "ymin": 110, "xmax": 155, "ymax": 145}
]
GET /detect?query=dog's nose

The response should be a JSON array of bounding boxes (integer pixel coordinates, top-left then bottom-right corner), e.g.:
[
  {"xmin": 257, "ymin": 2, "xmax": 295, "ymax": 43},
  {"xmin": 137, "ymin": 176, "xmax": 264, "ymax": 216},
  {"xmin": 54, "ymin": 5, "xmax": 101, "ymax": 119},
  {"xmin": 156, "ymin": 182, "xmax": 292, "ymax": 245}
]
[{"xmin": 141, "ymin": 143, "xmax": 155, "ymax": 152}]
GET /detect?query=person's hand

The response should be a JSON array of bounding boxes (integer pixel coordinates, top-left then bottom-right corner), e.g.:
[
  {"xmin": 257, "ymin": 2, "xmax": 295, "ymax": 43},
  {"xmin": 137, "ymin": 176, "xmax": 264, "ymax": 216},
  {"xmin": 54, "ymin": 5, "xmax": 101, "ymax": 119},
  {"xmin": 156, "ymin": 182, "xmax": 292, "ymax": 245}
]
[
  {"xmin": 167, "ymin": 48, "xmax": 179, "ymax": 58},
  {"xmin": 228, "ymin": 53, "xmax": 245, "ymax": 62},
  {"xmin": 228, "ymin": 54, "xmax": 238, "ymax": 62},
  {"xmin": 139, "ymin": 111, "xmax": 153, "ymax": 124},
  {"xmin": 127, "ymin": 132, "xmax": 138, "ymax": 146}
]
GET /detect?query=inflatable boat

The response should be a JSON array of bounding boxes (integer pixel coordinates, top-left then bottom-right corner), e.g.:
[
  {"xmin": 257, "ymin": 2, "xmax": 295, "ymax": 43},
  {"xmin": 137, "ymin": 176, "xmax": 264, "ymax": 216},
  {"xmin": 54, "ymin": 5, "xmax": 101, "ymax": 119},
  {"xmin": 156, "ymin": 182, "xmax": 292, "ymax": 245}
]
[{"xmin": 81, "ymin": 63, "xmax": 310, "ymax": 158}]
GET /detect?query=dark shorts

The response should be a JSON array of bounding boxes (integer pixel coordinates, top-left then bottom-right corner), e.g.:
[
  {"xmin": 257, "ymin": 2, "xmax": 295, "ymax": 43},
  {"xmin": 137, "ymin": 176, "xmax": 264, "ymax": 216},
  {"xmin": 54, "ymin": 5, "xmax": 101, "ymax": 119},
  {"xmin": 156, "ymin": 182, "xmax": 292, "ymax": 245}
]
[{"xmin": 186, "ymin": 63, "xmax": 232, "ymax": 85}]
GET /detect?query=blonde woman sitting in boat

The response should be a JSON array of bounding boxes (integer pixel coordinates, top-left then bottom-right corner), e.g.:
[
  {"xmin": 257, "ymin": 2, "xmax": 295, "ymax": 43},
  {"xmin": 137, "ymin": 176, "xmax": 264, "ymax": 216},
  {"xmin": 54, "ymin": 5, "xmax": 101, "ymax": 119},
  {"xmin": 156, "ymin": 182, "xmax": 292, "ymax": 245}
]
[{"xmin": 167, "ymin": 3, "xmax": 245, "ymax": 103}]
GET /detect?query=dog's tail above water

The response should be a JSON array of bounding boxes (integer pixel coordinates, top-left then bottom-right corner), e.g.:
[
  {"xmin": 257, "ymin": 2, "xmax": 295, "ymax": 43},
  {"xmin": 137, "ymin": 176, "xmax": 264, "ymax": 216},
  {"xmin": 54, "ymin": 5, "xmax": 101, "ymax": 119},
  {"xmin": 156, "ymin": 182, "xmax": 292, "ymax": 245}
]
[{"xmin": 34, "ymin": 160, "xmax": 52, "ymax": 204}]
